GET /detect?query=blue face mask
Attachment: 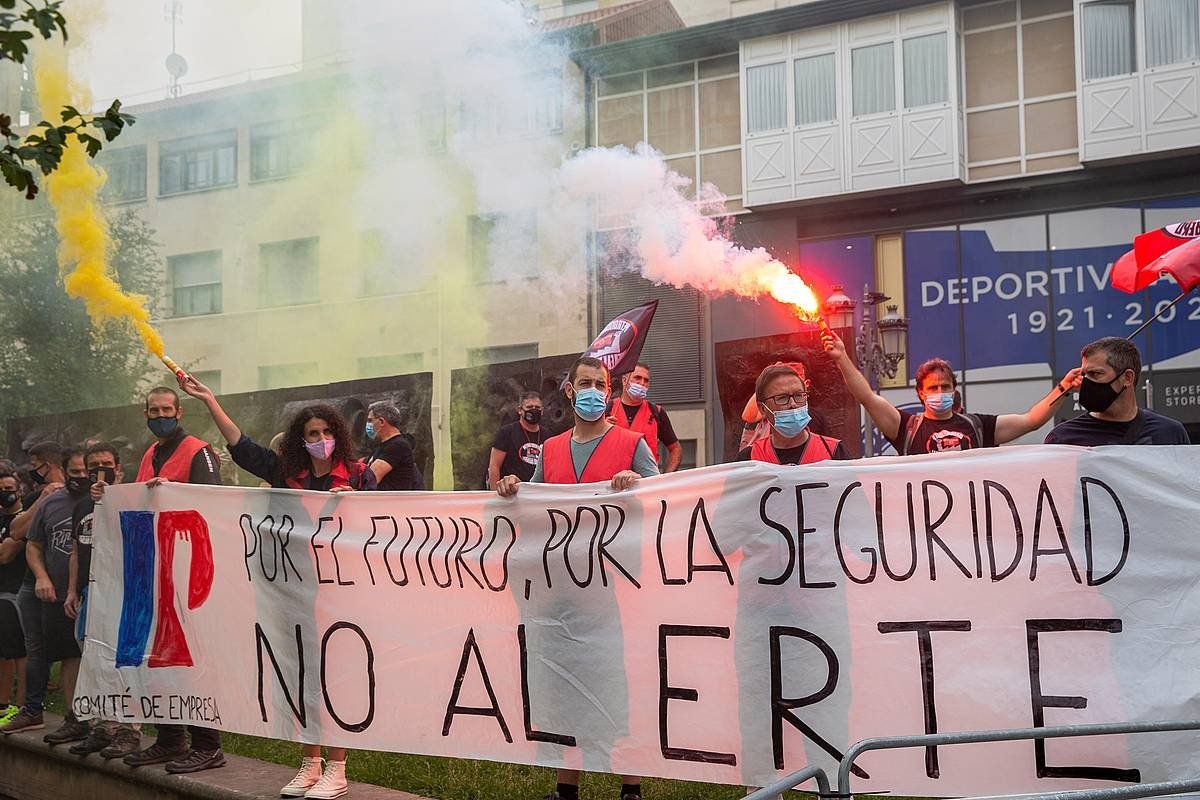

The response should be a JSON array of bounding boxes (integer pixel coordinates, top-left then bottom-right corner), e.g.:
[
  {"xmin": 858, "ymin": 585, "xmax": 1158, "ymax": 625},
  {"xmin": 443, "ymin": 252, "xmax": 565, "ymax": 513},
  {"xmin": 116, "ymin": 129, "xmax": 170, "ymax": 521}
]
[
  {"xmin": 147, "ymin": 416, "xmax": 179, "ymax": 439},
  {"xmin": 627, "ymin": 383, "xmax": 648, "ymax": 401},
  {"xmin": 924, "ymin": 392, "xmax": 955, "ymax": 414},
  {"xmin": 364, "ymin": 422, "xmax": 376, "ymax": 440},
  {"xmin": 572, "ymin": 387, "xmax": 608, "ymax": 422},
  {"xmin": 771, "ymin": 405, "xmax": 811, "ymax": 438}
]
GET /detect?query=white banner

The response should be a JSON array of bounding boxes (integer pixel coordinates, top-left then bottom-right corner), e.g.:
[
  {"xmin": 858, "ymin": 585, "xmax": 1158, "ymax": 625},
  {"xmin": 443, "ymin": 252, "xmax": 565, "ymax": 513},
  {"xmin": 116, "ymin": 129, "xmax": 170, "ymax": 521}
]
[{"xmin": 76, "ymin": 446, "xmax": 1200, "ymax": 796}]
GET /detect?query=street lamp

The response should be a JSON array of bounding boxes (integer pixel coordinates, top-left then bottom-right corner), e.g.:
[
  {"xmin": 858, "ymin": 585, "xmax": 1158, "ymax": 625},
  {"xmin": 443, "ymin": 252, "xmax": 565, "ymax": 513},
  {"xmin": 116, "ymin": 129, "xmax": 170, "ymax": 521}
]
[{"xmin": 823, "ymin": 284, "xmax": 910, "ymax": 456}]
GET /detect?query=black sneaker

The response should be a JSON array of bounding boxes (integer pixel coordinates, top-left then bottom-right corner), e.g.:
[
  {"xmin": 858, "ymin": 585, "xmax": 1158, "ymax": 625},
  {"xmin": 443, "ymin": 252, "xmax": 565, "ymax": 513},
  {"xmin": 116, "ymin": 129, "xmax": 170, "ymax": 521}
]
[
  {"xmin": 100, "ymin": 727, "xmax": 141, "ymax": 759},
  {"xmin": 123, "ymin": 740, "xmax": 188, "ymax": 767},
  {"xmin": 43, "ymin": 716, "xmax": 89, "ymax": 745},
  {"xmin": 621, "ymin": 794, "xmax": 643, "ymax": 800},
  {"xmin": 165, "ymin": 748, "xmax": 226, "ymax": 774},
  {"xmin": 0, "ymin": 707, "xmax": 44, "ymax": 734},
  {"xmin": 68, "ymin": 725, "xmax": 112, "ymax": 755}
]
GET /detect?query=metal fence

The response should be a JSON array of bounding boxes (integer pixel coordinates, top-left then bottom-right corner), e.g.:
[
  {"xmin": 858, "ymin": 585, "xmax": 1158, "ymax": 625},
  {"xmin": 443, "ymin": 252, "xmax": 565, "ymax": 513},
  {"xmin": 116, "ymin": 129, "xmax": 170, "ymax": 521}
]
[{"xmin": 744, "ymin": 719, "xmax": 1200, "ymax": 800}]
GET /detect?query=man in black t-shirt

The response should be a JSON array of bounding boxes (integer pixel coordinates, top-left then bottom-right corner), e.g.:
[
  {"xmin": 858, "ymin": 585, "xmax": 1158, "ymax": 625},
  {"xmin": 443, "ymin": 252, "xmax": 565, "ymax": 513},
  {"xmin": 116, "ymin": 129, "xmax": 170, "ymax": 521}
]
[
  {"xmin": 824, "ymin": 332, "xmax": 1081, "ymax": 455},
  {"xmin": 0, "ymin": 470, "xmax": 26, "ymax": 726},
  {"xmin": 365, "ymin": 401, "xmax": 423, "ymax": 490},
  {"xmin": 1046, "ymin": 337, "xmax": 1190, "ymax": 446},
  {"xmin": 63, "ymin": 443, "xmax": 141, "ymax": 758},
  {"xmin": 488, "ymin": 392, "xmax": 548, "ymax": 486}
]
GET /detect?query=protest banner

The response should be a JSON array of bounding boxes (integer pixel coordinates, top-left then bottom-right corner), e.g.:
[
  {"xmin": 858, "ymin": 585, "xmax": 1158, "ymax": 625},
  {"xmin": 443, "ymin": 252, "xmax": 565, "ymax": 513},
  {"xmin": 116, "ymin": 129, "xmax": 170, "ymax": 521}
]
[{"xmin": 75, "ymin": 445, "xmax": 1200, "ymax": 795}]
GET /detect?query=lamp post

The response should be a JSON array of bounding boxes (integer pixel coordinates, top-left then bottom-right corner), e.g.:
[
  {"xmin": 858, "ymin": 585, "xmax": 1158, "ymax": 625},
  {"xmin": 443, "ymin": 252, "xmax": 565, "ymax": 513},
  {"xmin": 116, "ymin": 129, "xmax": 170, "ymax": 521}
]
[{"xmin": 823, "ymin": 284, "xmax": 910, "ymax": 456}]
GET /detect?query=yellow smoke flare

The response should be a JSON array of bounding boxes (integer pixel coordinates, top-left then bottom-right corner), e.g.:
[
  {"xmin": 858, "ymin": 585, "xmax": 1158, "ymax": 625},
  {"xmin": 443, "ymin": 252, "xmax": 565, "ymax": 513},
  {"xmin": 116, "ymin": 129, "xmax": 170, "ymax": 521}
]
[{"xmin": 33, "ymin": 48, "xmax": 164, "ymax": 358}]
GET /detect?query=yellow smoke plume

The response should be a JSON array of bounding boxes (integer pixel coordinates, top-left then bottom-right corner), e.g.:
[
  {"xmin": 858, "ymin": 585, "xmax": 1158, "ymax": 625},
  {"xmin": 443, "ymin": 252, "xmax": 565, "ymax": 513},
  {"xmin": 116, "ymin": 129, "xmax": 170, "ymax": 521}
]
[{"xmin": 33, "ymin": 46, "xmax": 164, "ymax": 358}]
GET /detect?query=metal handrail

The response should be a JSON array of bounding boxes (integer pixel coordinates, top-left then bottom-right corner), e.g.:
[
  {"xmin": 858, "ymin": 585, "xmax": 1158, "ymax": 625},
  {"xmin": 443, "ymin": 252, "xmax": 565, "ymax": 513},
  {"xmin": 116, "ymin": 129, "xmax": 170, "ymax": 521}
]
[
  {"xmin": 838, "ymin": 719, "xmax": 1200, "ymax": 798},
  {"xmin": 994, "ymin": 777, "xmax": 1200, "ymax": 800},
  {"xmin": 744, "ymin": 765, "xmax": 830, "ymax": 800}
]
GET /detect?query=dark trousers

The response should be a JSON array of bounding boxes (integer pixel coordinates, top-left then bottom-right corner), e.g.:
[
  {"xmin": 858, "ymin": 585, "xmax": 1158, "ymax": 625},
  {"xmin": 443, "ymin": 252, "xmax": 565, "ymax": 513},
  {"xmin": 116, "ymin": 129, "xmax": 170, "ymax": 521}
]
[{"xmin": 156, "ymin": 724, "xmax": 220, "ymax": 751}]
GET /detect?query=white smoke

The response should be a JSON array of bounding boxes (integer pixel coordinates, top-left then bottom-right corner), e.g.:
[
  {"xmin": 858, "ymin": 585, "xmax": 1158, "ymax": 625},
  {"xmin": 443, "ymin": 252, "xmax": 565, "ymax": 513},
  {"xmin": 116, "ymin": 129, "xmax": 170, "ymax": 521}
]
[{"xmin": 543, "ymin": 143, "xmax": 796, "ymax": 302}]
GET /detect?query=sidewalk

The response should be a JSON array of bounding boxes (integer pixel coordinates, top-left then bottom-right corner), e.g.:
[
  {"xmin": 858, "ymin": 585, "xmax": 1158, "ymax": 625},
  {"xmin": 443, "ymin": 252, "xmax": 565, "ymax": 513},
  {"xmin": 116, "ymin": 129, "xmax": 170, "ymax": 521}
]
[{"xmin": 0, "ymin": 713, "xmax": 431, "ymax": 800}]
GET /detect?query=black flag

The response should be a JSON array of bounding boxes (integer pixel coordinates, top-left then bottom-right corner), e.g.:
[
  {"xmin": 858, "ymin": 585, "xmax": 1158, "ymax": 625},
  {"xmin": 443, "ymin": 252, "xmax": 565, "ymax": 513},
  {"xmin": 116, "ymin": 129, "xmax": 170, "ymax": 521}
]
[{"xmin": 581, "ymin": 300, "xmax": 658, "ymax": 379}]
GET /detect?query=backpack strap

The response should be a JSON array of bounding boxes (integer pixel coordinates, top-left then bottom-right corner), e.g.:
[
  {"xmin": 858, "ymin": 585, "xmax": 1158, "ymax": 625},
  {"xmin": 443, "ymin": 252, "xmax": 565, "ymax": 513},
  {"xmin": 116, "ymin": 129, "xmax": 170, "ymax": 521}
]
[
  {"xmin": 902, "ymin": 413, "xmax": 923, "ymax": 456},
  {"xmin": 962, "ymin": 412, "xmax": 985, "ymax": 447}
]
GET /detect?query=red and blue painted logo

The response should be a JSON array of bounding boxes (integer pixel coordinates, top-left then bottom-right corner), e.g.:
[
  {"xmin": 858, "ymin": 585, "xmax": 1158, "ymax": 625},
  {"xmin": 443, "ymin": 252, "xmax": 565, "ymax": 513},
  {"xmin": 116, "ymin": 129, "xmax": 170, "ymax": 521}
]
[{"xmin": 116, "ymin": 510, "xmax": 215, "ymax": 668}]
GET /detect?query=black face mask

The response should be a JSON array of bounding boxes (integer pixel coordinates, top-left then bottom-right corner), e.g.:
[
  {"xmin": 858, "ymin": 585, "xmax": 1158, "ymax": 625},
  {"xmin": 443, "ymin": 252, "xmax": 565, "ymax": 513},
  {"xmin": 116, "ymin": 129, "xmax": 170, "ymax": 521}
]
[
  {"xmin": 1078, "ymin": 375, "xmax": 1126, "ymax": 414},
  {"xmin": 66, "ymin": 475, "xmax": 93, "ymax": 496},
  {"xmin": 28, "ymin": 466, "xmax": 47, "ymax": 485},
  {"xmin": 0, "ymin": 491, "xmax": 17, "ymax": 508},
  {"xmin": 522, "ymin": 408, "xmax": 543, "ymax": 425}
]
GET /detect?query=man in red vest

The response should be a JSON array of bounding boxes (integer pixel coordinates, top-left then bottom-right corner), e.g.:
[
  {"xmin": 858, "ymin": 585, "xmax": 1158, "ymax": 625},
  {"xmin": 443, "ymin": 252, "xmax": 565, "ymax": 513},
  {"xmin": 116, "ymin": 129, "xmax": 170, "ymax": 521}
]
[
  {"xmin": 495, "ymin": 356, "xmax": 656, "ymax": 800},
  {"xmin": 607, "ymin": 362, "xmax": 682, "ymax": 473},
  {"xmin": 94, "ymin": 387, "xmax": 225, "ymax": 773},
  {"xmin": 737, "ymin": 363, "xmax": 849, "ymax": 464}
]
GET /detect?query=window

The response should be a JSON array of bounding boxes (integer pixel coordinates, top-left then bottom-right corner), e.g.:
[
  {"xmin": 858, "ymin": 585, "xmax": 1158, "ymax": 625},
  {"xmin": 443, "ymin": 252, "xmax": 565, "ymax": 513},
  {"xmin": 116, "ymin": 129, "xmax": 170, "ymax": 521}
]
[
  {"xmin": 190, "ymin": 370, "xmax": 221, "ymax": 394},
  {"xmin": 258, "ymin": 362, "xmax": 319, "ymax": 390},
  {"xmin": 19, "ymin": 62, "xmax": 33, "ymax": 127},
  {"xmin": 903, "ymin": 33, "xmax": 948, "ymax": 107},
  {"xmin": 852, "ymin": 42, "xmax": 896, "ymax": 115},
  {"xmin": 963, "ymin": 0, "xmax": 1080, "ymax": 180},
  {"xmin": 101, "ymin": 146, "xmax": 147, "ymax": 202},
  {"xmin": 159, "ymin": 130, "xmax": 237, "ymax": 195},
  {"xmin": 468, "ymin": 211, "xmax": 537, "ymax": 282},
  {"xmin": 358, "ymin": 353, "xmax": 424, "ymax": 376},
  {"xmin": 168, "ymin": 251, "xmax": 222, "ymax": 317},
  {"xmin": 356, "ymin": 229, "xmax": 397, "ymax": 296},
  {"xmin": 251, "ymin": 121, "xmax": 311, "ymax": 181},
  {"xmin": 259, "ymin": 237, "xmax": 319, "ymax": 308},
  {"xmin": 466, "ymin": 343, "xmax": 539, "ymax": 366},
  {"xmin": 595, "ymin": 54, "xmax": 743, "ymax": 207},
  {"xmin": 746, "ymin": 63, "xmax": 787, "ymax": 132},
  {"xmin": 1082, "ymin": 1, "xmax": 1136, "ymax": 79},
  {"xmin": 1145, "ymin": 0, "xmax": 1200, "ymax": 67},
  {"xmin": 468, "ymin": 214, "xmax": 496, "ymax": 283},
  {"xmin": 795, "ymin": 54, "xmax": 837, "ymax": 125},
  {"xmin": 463, "ymin": 71, "xmax": 563, "ymax": 142}
]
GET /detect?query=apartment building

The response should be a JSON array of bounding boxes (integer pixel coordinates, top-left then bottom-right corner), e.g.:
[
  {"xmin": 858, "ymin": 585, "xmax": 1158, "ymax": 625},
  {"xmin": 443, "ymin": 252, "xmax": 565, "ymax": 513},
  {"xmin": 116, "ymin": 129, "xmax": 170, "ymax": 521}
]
[{"xmin": 559, "ymin": 0, "xmax": 1200, "ymax": 449}]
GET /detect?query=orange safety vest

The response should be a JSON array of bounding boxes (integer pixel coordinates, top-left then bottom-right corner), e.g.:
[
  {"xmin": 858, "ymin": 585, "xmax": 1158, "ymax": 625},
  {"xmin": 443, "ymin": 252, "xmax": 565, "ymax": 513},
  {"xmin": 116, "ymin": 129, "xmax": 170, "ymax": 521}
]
[
  {"xmin": 610, "ymin": 399, "xmax": 661, "ymax": 463},
  {"xmin": 136, "ymin": 435, "xmax": 214, "ymax": 482},
  {"xmin": 750, "ymin": 433, "xmax": 840, "ymax": 465},
  {"xmin": 541, "ymin": 427, "xmax": 642, "ymax": 484}
]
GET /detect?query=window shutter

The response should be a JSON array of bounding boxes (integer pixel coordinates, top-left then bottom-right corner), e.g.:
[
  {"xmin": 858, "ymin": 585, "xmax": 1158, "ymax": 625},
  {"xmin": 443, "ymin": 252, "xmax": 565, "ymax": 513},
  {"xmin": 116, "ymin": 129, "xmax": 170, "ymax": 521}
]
[{"xmin": 599, "ymin": 270, "xmax": 704, "ymax": 403}]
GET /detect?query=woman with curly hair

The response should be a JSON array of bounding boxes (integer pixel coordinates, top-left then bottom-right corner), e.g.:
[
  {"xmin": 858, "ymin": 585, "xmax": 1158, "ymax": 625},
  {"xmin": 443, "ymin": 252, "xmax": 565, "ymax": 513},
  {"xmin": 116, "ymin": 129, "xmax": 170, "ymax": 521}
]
[{"xmin": 178, "ymin": 374, "xmax": 371, "ymax": 799}]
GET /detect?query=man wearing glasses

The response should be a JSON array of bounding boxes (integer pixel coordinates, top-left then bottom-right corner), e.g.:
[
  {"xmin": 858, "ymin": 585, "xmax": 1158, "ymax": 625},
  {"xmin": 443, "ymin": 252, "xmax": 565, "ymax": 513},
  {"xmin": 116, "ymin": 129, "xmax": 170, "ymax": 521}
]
[{"xmin": 737, "ymin": 363, "xmax": 849, "ymax": 464}]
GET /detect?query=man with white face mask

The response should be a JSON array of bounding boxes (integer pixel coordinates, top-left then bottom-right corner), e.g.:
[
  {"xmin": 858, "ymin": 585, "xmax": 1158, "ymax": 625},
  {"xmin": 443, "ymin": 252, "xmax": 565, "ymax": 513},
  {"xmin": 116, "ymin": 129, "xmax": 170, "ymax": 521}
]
[
  {"xmin": 824, "ymin": 332, "xmax": 1081, "ymax": 455},
  {"xmin": 737, "ymin": 362, "xmax": 849, "ymax": 463}
]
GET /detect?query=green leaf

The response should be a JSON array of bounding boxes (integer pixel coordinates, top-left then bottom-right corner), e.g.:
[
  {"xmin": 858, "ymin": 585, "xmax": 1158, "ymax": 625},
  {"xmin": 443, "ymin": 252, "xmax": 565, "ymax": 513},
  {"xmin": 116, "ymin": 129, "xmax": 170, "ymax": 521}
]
[
  {"xmin": 76, "ymin": 131, "xmax": 101, "ymax": 158},
  {"xmin": 0, "ymin": 28, "xmax": 34, "ymax": 62},
  {"xmin": 60, "ymin": 105, "xmax": 81, "ymax": 122}
]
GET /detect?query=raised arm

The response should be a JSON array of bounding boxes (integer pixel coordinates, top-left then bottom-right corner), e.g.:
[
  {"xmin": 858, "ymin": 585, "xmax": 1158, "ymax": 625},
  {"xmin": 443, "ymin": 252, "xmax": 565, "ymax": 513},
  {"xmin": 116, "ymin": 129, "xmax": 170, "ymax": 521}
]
[
  {"xmin": 823, "ymin": 331, "xmax": 903, "ymax": 442},
  {"xmin": 177, "ymin": 374, "xmax": 242, "ymax": 444},
  {"xmin": 994, "ymin": 368, "xmax": 1082, "ymax": 444}
]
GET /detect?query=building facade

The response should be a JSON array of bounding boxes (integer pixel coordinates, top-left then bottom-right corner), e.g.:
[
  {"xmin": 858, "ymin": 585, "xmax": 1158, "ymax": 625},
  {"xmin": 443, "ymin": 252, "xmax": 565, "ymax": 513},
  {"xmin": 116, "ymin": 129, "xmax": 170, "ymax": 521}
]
[
  {"xmin": 4, "ymin": 0, "xmax": 1197, "ymax": 481},
  {"xmin": 568, "ymin": 0, "xmax": 1200, "ymax": 452}
]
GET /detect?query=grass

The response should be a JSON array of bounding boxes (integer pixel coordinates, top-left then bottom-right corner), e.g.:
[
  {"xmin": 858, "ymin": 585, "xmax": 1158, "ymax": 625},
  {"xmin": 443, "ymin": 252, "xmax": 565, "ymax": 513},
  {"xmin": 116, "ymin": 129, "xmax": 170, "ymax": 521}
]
[{"xmin": 217, "ymin": 733, "xmax": 756, "ymax": 800}]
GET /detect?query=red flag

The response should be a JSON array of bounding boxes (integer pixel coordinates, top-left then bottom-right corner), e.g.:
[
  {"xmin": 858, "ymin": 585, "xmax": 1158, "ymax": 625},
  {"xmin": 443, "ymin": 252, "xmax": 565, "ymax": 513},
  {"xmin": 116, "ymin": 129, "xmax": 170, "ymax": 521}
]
[
  {"xmin": 581, "ymin": 300, "xmax": 658, "ymax": 377},
  {"xmin": 1112, "ymin": 220, "xmax": 1200, "ymax": 293}
]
